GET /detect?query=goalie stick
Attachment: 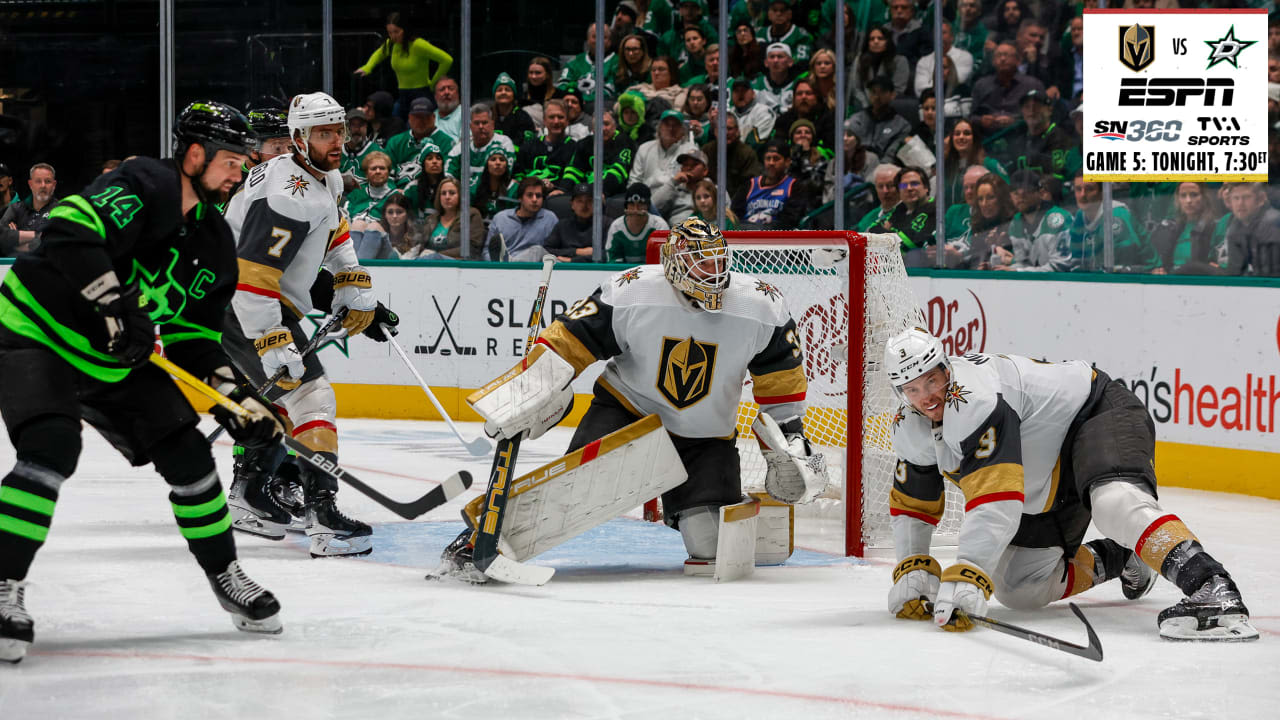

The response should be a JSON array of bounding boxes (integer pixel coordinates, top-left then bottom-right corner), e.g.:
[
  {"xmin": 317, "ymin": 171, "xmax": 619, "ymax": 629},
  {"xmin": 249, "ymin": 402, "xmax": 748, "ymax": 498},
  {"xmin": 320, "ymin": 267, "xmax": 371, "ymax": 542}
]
[
  {"xmin": 154, "ymin": 353, "xmax": 473, "ymax": 520},
  {"xmin": 472, "ymin": 255, "xmax": 557, "ymax": 586},
  {"xmin": 205, "ymin": 308, "xmax": 349, "ymax": 444},
  {"xmin": 930, "ymin": 601, "xmax": 1104, "ymax": 662},
  {"xmin": 385, "ymin": 329, "xmax": 492, "ymax": 457}
]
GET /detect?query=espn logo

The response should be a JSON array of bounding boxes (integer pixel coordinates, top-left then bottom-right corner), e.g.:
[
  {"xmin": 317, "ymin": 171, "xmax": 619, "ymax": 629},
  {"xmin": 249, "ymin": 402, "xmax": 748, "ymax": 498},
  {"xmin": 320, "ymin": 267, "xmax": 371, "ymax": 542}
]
[{"xmin": 1118, "ymin": 78, "xmax": 1234, "ymax": 107}]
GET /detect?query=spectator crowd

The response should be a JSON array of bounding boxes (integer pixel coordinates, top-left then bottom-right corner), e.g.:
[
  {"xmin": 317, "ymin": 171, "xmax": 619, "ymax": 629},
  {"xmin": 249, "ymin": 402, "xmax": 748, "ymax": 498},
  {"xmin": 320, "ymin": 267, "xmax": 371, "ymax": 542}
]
[{"xmin": 3, "ymin": 1, "xmax": 1279, "ymax": 275}]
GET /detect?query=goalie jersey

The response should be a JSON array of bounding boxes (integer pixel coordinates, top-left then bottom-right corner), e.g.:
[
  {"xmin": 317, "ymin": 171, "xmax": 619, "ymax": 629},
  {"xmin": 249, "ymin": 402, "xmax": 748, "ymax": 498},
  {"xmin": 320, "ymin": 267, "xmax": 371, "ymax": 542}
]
[
  {"xmin": 890, "ymin": 353, "xmax": 1094, "ymax": 572},
  {"xmin": 223, "ymin": 154, "xmax": 357, "ymax": 337},
  {"xmin": 538, "ymin": 265, "xmax": 807, "ymax": 439}
]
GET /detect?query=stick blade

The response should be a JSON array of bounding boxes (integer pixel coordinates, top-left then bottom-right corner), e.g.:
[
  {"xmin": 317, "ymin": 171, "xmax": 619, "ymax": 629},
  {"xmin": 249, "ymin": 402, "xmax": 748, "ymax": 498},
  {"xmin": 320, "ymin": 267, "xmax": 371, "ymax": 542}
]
[
  {"xmin": 1069, "ymin": 603, "xmax": 1105, "ymax": 662},
  {"xmin": 464, "ymin": 435, "xmax": 493, "ymax": 456},
  {"xmin": 481, "ymin": 553, "xmax": 555, "ymax": 586}
]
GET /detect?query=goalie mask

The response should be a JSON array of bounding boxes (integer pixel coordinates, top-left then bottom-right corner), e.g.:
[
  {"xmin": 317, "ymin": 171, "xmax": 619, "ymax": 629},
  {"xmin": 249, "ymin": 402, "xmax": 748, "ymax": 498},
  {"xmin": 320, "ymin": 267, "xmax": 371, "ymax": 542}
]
[
  {"xmin": 661, "ymin": 217, "xmax": 732, "ymax": 312},
  {"xmin": 884, "ymin": 327, "xmax": 951, "ymax": 404}
]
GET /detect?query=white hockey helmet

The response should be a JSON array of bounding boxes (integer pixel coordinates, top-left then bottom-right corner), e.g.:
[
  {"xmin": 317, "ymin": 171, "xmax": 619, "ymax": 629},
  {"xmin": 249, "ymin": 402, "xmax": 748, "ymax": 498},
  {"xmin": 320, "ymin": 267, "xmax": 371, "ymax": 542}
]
[
  {"xmin": 287, "ymin": 92, "xmax": 348, "ymax": 165},
  {"xmin": 660, "ymin": 217, "xmax": 732, "ymax": 312},
  {"xmin": 884, "ymin": 327, "xmax": 951, "ymax": 403}
]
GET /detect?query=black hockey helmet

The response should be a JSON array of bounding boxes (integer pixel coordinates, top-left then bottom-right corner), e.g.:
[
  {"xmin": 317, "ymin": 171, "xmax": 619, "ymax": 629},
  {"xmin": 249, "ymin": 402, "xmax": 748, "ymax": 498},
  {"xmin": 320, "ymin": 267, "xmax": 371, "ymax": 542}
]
[
  {"xmin": 173, "ymin": 101, "xmax": 259, "ymax": 159},
  {"xmin": 245, "ymin": 106, "xmax": 290, "ymax": 140}
]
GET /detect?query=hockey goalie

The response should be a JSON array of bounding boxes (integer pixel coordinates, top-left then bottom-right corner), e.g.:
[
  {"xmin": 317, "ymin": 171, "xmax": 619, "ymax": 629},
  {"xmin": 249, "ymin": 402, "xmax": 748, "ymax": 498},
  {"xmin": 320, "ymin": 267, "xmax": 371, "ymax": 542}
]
[{"xmin": 434, "ymin": 217, "xmax": 828, "ymax": 583}]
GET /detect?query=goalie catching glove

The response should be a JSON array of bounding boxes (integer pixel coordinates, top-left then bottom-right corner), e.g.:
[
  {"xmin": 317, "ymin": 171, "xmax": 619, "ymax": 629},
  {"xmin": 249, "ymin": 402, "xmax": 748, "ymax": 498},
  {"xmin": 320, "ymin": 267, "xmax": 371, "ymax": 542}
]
[
  {"xmin": 752, "ymin": 413, "xmax": 828, "ymax": 504},
  {"xmin": 468, "ymin": 344, "xmax": 575, "ymax": 442},
  {"xmin": 332, "ymin": 266, "xmax": 377, "ymax": 336},
  {"xmin": 933, "ymin": 563, "xmax": 993, "ymax": 632},
  {"xmin": 888, "ymin": 555, "xmax": 941, "ymax": 620},
  {"xmin": 209, "ymin": 367, "xmax": 284, "ymax": 449}
]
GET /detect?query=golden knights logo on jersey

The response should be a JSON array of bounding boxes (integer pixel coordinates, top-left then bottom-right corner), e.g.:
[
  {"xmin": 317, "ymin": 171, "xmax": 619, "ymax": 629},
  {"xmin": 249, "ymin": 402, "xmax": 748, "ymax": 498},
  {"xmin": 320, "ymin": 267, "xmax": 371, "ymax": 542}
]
[
  {"xmin": 285, "ymin": 174, "xmax": 311, "ymax": 197},
  {"xmin": 944, "ymin": 381, "xmax": 972, "ymax": 411},
  {"xmin": 1119, "ymin": 24, "xmax": 1155, "ymax": 72},
  {"xmin": 657, "ymin": 336, "xmax": 718, "ymax": 409}
]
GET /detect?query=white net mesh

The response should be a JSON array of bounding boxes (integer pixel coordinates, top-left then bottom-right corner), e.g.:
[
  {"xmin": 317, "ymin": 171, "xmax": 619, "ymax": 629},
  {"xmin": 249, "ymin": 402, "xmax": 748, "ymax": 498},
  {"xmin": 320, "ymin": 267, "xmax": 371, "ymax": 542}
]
[{"xmin": 727, "ymin": 233, "xmax": 965, "ymax": 555}]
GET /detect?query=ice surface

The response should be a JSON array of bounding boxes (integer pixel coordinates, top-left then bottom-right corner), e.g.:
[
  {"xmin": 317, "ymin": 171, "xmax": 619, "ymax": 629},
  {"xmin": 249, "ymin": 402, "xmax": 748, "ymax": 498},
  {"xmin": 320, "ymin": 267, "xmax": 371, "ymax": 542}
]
[{"xmin": 0, "ymin": 418, "xmax": 1276, "ymax": 719}]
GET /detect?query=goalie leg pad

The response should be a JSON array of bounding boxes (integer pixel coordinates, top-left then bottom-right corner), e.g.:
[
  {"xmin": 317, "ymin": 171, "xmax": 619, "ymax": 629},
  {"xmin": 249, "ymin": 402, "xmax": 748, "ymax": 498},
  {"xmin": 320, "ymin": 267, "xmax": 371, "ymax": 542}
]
[
  {"xmin": 749, "ymin": 493, "xmax": 794, "ymax": 565},
  {"xmin": 467, "ymin": 344, "xmax": 575, "ymax": 442},
  {"xmin": 713, "ymin": 500, "xmax": 759, "ymax": 582},
  {"xmin": 498, "ymin": 415, "xmax": 688, "ymax": 561}
]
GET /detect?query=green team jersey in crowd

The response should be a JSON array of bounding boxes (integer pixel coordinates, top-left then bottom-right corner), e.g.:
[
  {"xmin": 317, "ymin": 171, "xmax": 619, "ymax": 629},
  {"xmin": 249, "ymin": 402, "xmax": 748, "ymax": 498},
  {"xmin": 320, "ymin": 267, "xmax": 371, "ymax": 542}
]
[
  {"xmin": 751, "ymin": 74, "xmax": 798, "ymax": 112},
  {"xmin": 344, "ymin": 182, "xmax": 396, "ymax": 221},
  {"xmin": 642, "ymin": 0, "xmax": 675, "ymax": 36},
  {"xmin": 944, "ymin": 203, "xmax": 971, "ymax": 240},
  {"xmin": 1070, "ymin": 202, "xmax": 1157, "ymax": 273},
  {"xmin": 1007, "ymin": 204, "xmax": 1073, "ymax": 271},
  {"xmin": 991, "ymin": 121, "xmax": 1075, "ymax": 183},
  {"xmin": 556, "ymin": 51, "xmax": 617, "ymax": 106},
  {"xmin": 340, "ymin": 137, "xmax": 382, "ymax": 184},
  {"xmin": 606, "ymin": 214, "xmax": 669, "ymax": 264},
  {"xmin": 761, "ymin": 23, "xmax": 814, "ymax": 65},
  {"xmin": 856, "ymin": 204, "xmax": 896, "ymax": 233},
  {"xmin": 659, "ymin": 19, "xmax": 720, "ymax": 59},
  {"xmin": 383, "ymin": 128, "xmax": 454, "ymax": 187},
  {"xmin": 445, "ymin": 134, "xmax": 517, "ymax": 187}
]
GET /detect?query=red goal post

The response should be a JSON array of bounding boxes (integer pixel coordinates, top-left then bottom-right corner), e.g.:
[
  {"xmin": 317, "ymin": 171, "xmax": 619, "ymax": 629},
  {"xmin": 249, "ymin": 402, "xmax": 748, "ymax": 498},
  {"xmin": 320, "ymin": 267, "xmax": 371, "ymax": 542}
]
[{"xmin": 641, "ymin": 230, "xmax": 963, "ymax": 556}]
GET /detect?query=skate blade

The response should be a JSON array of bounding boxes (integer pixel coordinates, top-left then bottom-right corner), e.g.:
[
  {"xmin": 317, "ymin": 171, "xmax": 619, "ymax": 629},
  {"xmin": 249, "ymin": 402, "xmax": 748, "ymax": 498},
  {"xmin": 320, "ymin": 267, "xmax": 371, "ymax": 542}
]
[
  {"xmin": 229, "ymin": 508, "xmax": 287, "ymax": 540},
  {"xmin": 286, "ymin": 518, "xmax": 307, "ymax": 534},
  {"xmin": 231, "ymin": 612, "xmax": 283, "ymax": 635},
  {"xmin": 0, "ymin": 637, "xmax": 30, "ymax": 663},
  {"xmin": 1159, "ymin": 614, "xmax": 1260, "ymax": 642},
  {"xmin": 425, "ymin": 563, "xmax": 489, "ymax": 585},
  {"xmin": 308, "ymin": 533, "xmax": 373, "ymax": 558},
  {"xmin": 683, "ymin": 559, "xmax": 716, "ymax": 577}
]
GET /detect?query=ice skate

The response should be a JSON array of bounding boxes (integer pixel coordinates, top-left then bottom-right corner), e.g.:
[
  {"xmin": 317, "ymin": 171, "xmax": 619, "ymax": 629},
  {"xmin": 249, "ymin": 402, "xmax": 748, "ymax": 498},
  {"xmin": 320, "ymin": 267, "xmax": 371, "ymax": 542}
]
[
  {"xmin": 206, "ymin": 561, "xmax": 282, "ymax": 634},
  {"xmin": 228, "ymin": 451, "xmax": 291, "ymax": 540},
  {"xmin": 1158, "ymin": 575, "xmax": 1258, "ymax": 641},
  {"xmin": 683, "ymin": 558, "xmax": 716, "ymax": 577},
  {"xmin": 305, "ymin": 493, "xmax": 372, "ymax": 558},
  {"xmin": 1120, "ymin": 550, "xmax": 1158, "ymax": 600},
  {"xmin": 269, "ymin": 459, "xmax": 307, "ymax": 533},
  {"xmin": 0, "ymin": 579, "xmax": 33, "ymax": 664},
  {"xmin": 426, "ymin": 529, "xmax": 488, "ymax": 584}
]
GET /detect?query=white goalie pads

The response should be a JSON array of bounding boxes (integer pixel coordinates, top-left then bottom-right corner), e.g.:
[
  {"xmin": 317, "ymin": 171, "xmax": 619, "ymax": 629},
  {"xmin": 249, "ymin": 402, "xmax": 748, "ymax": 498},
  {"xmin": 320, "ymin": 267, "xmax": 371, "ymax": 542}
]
[
  {"xmin": 467, "ymin": 344, "xmax": 575, "ymax": 442},
  {"xmin": 712, "ymin": 501, "xmax": 759, "ymax": 582},
  {"xmin": 500, "ymin": 415, "xmax": 688, "ymax": 561},
  {"xmin": 752, "ymin": 413, "xmax": 829, "ymax": 504}
]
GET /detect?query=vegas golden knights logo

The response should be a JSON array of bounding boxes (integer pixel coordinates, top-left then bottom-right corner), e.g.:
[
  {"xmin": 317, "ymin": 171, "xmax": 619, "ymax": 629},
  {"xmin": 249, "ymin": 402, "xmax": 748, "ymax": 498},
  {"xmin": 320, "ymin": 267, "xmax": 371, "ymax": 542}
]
[
  {"xmin": 657, "ymin": 336, "xmax": 718, "ymax": 409},
  {"xmin": 1119, "ymin": 24, "xmax": 1155, "ymax": 72}
]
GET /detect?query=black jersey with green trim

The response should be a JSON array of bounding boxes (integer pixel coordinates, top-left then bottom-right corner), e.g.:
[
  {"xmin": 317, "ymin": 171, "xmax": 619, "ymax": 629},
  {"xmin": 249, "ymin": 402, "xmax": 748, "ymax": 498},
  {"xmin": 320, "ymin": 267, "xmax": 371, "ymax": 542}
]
[{"xmin": 0, "ymin": 157, "xmax": 238, "ymax": 383}]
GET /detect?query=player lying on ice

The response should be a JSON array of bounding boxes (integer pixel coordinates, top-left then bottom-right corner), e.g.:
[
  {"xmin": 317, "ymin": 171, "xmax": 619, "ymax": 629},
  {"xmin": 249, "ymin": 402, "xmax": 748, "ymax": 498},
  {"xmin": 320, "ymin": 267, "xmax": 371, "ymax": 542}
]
[
  {"xmin": 883, "ymin": 327, "xmax": 1257, "ymax": 641},
  {"xmin": 434, "ymin": 217, "xmax": 829, "ymax": 583}
]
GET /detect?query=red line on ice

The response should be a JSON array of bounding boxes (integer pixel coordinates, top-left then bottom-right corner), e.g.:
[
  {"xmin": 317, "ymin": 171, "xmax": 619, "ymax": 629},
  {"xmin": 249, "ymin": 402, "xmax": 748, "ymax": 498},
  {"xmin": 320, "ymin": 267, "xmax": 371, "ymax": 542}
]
[{"xmin": 31, "ymin": 649, "xmax": 1006, "ymax": 718}]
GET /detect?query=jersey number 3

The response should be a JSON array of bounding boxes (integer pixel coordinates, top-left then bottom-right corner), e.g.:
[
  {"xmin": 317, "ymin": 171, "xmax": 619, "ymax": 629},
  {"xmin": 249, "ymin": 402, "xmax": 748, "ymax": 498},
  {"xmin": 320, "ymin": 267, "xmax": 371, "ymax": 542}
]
[{"xmin": 974, "ymin": 426, "xmax": 998, "ymax": 459}]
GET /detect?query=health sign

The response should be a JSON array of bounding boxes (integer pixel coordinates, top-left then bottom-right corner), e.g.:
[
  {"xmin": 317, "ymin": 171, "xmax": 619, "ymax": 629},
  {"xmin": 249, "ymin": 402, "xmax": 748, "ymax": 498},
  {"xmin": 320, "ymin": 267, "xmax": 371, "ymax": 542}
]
[{"xmin": 1083, "ymin": 9, "xmax": 1268, "ymax": 182}]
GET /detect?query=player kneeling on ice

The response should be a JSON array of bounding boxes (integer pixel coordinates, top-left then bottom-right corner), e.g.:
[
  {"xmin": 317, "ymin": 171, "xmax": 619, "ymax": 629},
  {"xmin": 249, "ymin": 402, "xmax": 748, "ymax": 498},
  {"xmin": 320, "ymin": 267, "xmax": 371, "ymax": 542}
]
[
  {"xmin": 884, "ymin": 328, "xmax": 1256, "ymax": 641},
  {"xmin": 0, "ymin": 103, "xmax": 285, "ymax": 664},
  {"xmin": 435, "ymin": 218, "xmax": 828, "ymax": 583}
]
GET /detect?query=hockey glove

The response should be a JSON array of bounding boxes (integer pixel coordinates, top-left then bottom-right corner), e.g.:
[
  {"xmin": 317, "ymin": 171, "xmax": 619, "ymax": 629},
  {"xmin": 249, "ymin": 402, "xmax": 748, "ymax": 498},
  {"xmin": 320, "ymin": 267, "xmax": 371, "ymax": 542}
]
[
  {"xmin": 888, "ymin": 555, "xmax": 942, "ymax": 620},
  {"xmin": 332, "ymin": 266, "xmax": 377, "ymax": 336},
  {"xmin": 362, "ymin": 302, "xmax": 399, "ymax": 343},
  {"xmin": 753, "ymin": 413, "xmax": 829, "ymax": 504},
  {"xmin": 209, "ymin": 368, "xmax": 284, "ymax": 449},
  {"xmin": 469, "ymin": 345, "xmax": 575, "ymax": 442},
  {"xmin": 933, "ymin": 563, "xmax": 993, "ymax": 632},
  {"xmin": 92, "ymin": 284, "xmax": 154, "ymax": 368},
  {"xmin": 255, "ymin": 327, "xmax": 305, "ymax": 390}
]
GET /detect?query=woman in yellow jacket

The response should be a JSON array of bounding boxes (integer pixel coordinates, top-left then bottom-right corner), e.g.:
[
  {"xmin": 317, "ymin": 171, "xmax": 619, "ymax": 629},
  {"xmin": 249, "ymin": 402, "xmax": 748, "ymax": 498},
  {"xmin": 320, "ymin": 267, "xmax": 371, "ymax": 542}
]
[{"xmin": 355, "ymin": 12, "xmax": 453, "ymax": 120}]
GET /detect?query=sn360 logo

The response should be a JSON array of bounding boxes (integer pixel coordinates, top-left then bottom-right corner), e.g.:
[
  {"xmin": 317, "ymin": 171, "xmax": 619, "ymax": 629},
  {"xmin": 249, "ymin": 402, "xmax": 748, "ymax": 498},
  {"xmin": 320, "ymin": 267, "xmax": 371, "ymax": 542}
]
[
  {"xmin": 1092, "ymin": 119, "xmax": 1183, "ymax": 142},
  {"xmin": 1118, "ymin": 78, "xmax": 1234, "ymax": 107}
]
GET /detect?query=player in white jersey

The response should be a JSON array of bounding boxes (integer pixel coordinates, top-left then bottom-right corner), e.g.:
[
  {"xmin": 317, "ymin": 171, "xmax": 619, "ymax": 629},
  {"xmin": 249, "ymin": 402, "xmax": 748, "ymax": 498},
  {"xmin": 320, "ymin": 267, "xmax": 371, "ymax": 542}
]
[
  {"xmin": 221, "ymin": 92, "xmax": 398, "ymax": 557},
  {"xmin": 883, "ymin": 327, "xmax": 1256, "ymax": 641},
  {"xmin": 438, "ymin": 218, "xmax": 826, "ymax": 579}
]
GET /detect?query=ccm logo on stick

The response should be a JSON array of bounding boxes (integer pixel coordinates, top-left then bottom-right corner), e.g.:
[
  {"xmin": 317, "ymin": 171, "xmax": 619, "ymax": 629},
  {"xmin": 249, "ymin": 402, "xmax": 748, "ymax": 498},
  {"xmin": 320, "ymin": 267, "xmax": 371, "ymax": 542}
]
[{"xmin": 1118, "ymin": 78, "xmax": 1234, "ymax": 107}]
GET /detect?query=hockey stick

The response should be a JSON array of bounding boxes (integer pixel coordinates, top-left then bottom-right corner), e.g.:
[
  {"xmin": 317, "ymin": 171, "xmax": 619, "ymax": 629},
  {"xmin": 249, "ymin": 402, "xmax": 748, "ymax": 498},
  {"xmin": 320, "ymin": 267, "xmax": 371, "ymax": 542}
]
[
  {"xmin": 154, "ymin": 353, "xmax": 473, "ymax": 520},
  {"xmin": 473, "ymin": 255, "xmax": 557, "ymax": 586},
  {"xmin": 385, "ymin": 330, "xmax": 492, "ymax": 456},
  {"xmin": 205, "ymin": 309, "xmax": 349, "ymax": 443},
  {"xmin": 930, "ymin": 601, "xmax": 1104, "ymax": 662}
]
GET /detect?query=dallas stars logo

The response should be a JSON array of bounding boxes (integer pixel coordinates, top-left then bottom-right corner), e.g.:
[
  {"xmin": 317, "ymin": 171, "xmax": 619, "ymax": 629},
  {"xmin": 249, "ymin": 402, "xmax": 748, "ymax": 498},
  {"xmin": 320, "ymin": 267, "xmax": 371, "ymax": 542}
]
[
  {"xmin": 616, "ymin": 268, "xmax": 642, "ymax": 286},
  {"xmin": 305, "ymin": 312, "xmax": 349, "ymax": 358},
  {"xmin": 944, "ymin": 382, "xmax": 971, "ymax": 412},
  {"xmin": 1204, "ymin": 26, "xmax": 1256, "ymax": 70},
  {"xmin": 754, "ymin": 280, "xmax": 781, "ymax": 301},
  {"xmin": 285, "ymin": 174, "xmax": 311, "ymax": 196}
]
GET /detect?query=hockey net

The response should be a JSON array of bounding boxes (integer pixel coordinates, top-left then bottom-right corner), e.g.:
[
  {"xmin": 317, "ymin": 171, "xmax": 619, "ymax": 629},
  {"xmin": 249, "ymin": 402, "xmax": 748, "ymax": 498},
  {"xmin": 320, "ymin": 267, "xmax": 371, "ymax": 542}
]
[{"xmin": 645, "ymin": 231, "xmax": 965, "ymax": 556}]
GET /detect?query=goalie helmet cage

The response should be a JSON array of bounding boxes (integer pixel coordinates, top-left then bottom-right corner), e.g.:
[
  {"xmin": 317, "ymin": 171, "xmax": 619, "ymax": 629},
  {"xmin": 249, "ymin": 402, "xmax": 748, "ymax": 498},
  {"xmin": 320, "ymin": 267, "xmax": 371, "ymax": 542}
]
[{"xmin": 643, "ymin": 230, "xmax": 965, "ymax": 557}]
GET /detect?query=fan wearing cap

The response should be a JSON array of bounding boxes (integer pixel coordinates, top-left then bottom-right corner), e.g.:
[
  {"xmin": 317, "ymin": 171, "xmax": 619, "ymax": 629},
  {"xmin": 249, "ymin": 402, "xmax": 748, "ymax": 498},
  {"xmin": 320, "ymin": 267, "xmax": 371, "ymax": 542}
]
[
  {"xmin": 628, "ymin": 108, "xmax": 698, "ymax": 197},
  {"xmin": 339, "ymin": 108, "xmax": 381, "ymax": 189},
  {"xmin": 751, "ymin": 42, "xmax": 799, "ymax": 111},
  {"xmin": 846, "ymin": 75, "xmax": 913, "ymax": 160},
  {"xmin": 607, "ymin": 183, "xmax": 670, "ymax": 263},
  {"xmin": 993, "ymin": 89, "xmax": 1076, "ymax": 185},
  {"xmin": 761, "ymin": 0, "xmax": 813, "ymax": 66},
  {"xmin": 731, "ymin": 139, "xmax": 810, "ymax": 229},
  {"xmin": 654, "ymin": 148, "xmax": 710, "ymax": 224},
  {"xmin": 0, "ymin": 102, "xmax": 287, "ymax": 656},
  {"xmin": 543, "ymin": 183, "xmax": 598, "ymax": 263},
  {"xmin": 384, "ymin": 95, "xmax": 454, "ymax": 187},
  {"xmin": 728, "ymin": 75, "xmax": 777, "ymax": 151},
  {"xmin": 994, "ymin": 169, "xmax": 1073, "ymax": 272},
  {"xmin": 491, "ymin": 72, "xmax": 537, "ymax": 149}
]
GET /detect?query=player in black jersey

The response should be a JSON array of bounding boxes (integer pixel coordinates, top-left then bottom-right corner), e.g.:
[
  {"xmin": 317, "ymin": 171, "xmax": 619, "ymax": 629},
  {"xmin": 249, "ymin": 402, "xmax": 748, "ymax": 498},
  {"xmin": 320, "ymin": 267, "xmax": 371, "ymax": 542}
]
[{"xmin": 0, "ymin": 102, "xmax": 286, "ymax": 664}]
